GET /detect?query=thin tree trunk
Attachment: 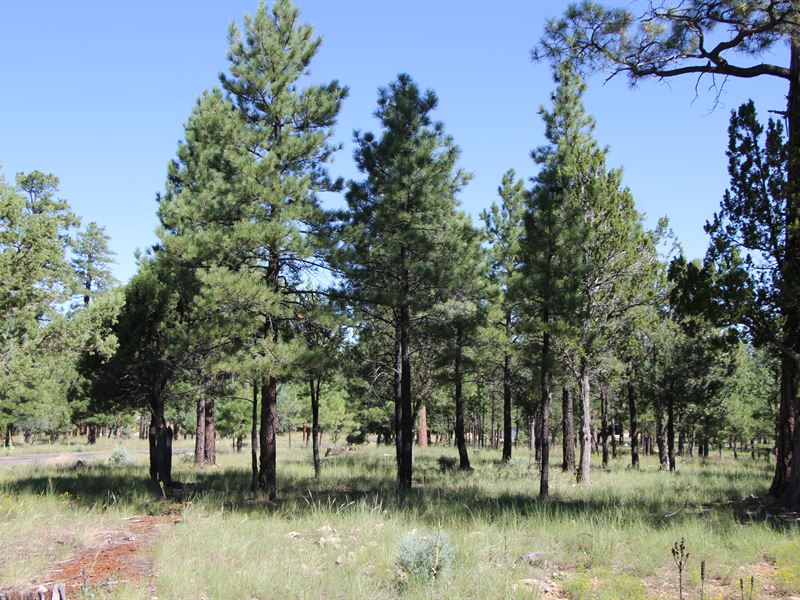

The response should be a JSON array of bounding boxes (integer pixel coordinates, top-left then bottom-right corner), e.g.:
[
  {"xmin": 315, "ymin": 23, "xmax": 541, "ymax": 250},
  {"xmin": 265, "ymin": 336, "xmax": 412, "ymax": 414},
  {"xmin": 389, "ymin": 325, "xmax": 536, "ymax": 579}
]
[
  {"xmin": 394, "ymin": 319, "xmax": 403, "ymax": 473},
  {"xmin": 502, "ymin": 349, "xmax": 513, "ymax": 461},
  {"xmin": 539, "ymin": 329, "xmax": 552, "ymax": 497},
  {"xmin": 562, "ymin": 387, "xmax": 575, "ymax": 472},
  {"xmin": 250, "ymin": 380, "xmax": 259, "ymax": 492},
  {"xmin": 600, "ymin": 388, "xmax": 609, "ymax": 470},
  {"xmin": 628, "ymin": 362, "xmax": 639, "ymax": 469},
  {"xmin": 311, "ymin": 377, "xmax": 321, "ymax": 477},
  {"xmin": 194, "ymin": 396, "xmax": 206, "ymax": 465},
  {"xmin": 454, "ymin": 330, "xmax": 471, "ymax": 470},
  {"xmin": 655, "ymin": 397, "xmax": 668, "ymax": 470},
  {"xmin": 577, "ymin": 359, "xmax": 591, "ymax": 484},
  {"xmin": 667, "ymin": 390, "xmax": 676, "ymax": 472}
]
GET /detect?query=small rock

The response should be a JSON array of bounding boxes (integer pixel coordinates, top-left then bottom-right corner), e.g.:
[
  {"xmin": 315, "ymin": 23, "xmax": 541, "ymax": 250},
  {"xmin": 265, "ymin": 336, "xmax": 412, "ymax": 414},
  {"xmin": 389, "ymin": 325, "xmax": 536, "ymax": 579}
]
[
  {"xmin": 318, "ymin": 524, "xmax": 337, "ymax": 535},
  {"xmin": 335, "ymin": 555, "xmax": 344, "ymax": 565},
  {"xmin": 520, "ymin": 551, "xmax": 547, "ymax": 565},
  {"xmin": 286, "ymin": 531, "xmax": 302, "ymax": 539},
  {"xmin": 516, "ymin": 579, "xmax": 541, "ymax": 589}
]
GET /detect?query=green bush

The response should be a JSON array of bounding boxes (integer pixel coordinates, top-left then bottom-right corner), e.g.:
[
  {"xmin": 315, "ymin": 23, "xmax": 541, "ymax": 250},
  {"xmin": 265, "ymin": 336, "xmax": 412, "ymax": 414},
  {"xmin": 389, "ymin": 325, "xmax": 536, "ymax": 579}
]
[
  {"xmin": 395, "ymin": 530, "xmax": 455, "ymax": 582},
  {"xmin": 108, "ymin": 445, "xmax": 132, "ymax": 466}
]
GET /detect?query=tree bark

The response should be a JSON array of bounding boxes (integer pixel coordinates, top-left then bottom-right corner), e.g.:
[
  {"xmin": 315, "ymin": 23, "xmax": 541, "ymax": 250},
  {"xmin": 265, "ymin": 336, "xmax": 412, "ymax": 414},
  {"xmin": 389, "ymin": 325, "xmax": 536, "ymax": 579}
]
[
  {"xmin": 250, "ymin": 379, "xmax": 259, "ymax": 492},
  {"xmin": 667, "ymin": 390, "xmax": 676, "ymax": 472},
  {"xmin": 398, "ymin": 301, "xmax": 414, "ymax": 489},
  {"xmin": 454, "ymin": 330, "xmax": 471, "ymax": 470},
  {"xmin": 655, "ymin": 396, "xmax": 668, "ymax": 470},
  {"xmin": 148, "ymin": 392, "xmax": 171, "ymax": 485},
  {"xmin": 311, "ymin": 377, "xmax": 321, "ymax": 477},
  {"xmin": 394, "ymin": 319, "xmax": 403, "ymax": 473},
  {"xmin": 257, "ymin": 374, "xmax": 278, "ymax": 499},
  {"xmin": 204, "ymin": 395, "xmax": 216, "ymax": 465},
  {"xmin": 418, "ymin": 402, "xmax": 428, "ymax": 447},
  {"xmin": 577, "ymin": 358, "xmax": 591, "ymax": 484},
  {"xmin": 194, "ymin": 396, "xmax": 206, "ymax": 465},
  {"xmin": 600, "ymin": 388, "xmax": 609, "ymax": 470},
  {"xmin": 628, "ymin": 361, "xmax": 639, "ymax": 469},
  {"xmin": 502, "ymin": 349, "xmax": 513, "ymax": 461},
  {"xmin": 87, "ymin": 423, "xmax": 97, "ymax": 445},
  {"xmin": 562, "ymin": 387, "xmax": 575, "ymax": 472},
  {"xmin": 539, "ymin": 329, "xmax": 552, "ymax": 497}
]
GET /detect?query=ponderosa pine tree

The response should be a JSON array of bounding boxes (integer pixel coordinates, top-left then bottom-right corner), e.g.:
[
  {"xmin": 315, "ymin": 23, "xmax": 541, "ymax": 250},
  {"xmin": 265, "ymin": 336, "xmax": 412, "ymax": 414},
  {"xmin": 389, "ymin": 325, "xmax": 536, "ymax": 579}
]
[
  {"xmin": 337, "ymin": 74, "xmax": 471, "ymax": 489},
  {"xmin": 517, "ymin": 65, "xmax": 585, "ymax": 498},
  {"xmin": 536, "ymin": 0, "xmax": 800, "ymax": 505},
  {"xmin": 72, "ymin": 221, "xmax": 116, "ymax": 308},
  {"xmin": 159, "ymin": 0, "xmax": 346, "ymax": 499},
  {"xmin": 482, "ymin": 170, "xmax": 527, "ymax": 462}
]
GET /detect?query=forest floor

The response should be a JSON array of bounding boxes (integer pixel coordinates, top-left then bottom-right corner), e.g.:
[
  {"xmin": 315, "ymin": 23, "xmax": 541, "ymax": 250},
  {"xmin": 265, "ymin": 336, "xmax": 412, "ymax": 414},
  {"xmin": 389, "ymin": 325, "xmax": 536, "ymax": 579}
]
[{"xmin": 1, "ymin": 437, "xmax": 799, "ymax": 599}]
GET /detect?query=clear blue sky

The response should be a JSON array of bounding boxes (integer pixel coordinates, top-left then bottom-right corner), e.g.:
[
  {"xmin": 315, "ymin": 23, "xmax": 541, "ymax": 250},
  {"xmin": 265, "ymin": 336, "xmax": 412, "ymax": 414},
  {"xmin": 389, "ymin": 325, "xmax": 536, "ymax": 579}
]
[{"xmin": 0, "ymin": 0, "xmax": 788, "ymax": 282}]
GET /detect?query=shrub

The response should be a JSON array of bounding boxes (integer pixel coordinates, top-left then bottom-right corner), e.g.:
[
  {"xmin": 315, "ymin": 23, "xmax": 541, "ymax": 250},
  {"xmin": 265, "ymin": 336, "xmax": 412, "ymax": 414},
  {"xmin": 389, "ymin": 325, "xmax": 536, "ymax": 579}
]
[
  {"xmin": 346, "ymin": 431, "xmax": 366, "ymax": 445},
  {"xmin": 395, "ymin": 530, "xmax": 455, "ymax": 582},
  {"xmin": 108, "ymin": 445, "xmax": 132, "ymax": 466},
  {"xmin": 437, "ymin": 456, "xmax": 458, "ymax": 472}
]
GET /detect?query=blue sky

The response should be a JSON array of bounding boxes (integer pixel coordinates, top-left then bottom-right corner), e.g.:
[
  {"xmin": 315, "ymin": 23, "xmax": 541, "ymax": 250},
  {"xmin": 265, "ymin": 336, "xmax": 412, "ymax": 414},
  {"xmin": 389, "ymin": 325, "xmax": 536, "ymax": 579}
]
[{"xmin": 0, "ymin": 0, "xmax": 789, "ymax": 282}]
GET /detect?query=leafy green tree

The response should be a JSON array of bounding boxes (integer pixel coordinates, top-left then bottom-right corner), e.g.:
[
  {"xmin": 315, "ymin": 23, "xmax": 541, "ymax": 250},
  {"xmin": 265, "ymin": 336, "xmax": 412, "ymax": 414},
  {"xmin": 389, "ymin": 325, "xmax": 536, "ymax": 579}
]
[
  {"xmin": 337, "ymin": 74, "xmax": 471, "ymax": 489},
  {"xmin": 159, "ymin": 0, "xmax": 346, "ymax": 499},
  {"xmin": 536, "ymin": 0, "xmax": 800, "ymax": 505}
]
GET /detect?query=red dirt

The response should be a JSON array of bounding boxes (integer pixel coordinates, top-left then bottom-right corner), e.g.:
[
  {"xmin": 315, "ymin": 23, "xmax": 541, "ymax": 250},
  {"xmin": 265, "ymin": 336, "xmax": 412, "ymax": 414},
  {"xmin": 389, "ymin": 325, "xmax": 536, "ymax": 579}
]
[{"xmin": 25, "ymin": 514, "xmax": 180, "ymax": 595}]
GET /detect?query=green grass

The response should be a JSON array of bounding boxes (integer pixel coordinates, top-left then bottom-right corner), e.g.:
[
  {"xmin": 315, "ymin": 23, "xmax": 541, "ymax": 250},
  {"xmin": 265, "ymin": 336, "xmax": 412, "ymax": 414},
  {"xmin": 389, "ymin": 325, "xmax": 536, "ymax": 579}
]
[{"xmin": 1, "ymin": 440, "xmax": 797, "ymax": 598}]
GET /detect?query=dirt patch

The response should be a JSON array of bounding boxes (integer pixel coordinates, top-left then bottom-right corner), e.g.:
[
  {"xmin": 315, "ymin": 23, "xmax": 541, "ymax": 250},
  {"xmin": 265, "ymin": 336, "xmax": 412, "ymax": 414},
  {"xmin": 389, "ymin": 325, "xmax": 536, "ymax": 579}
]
[{"xmin": 18, "ymin": 514, "xmax": 180, "ymax": 596}]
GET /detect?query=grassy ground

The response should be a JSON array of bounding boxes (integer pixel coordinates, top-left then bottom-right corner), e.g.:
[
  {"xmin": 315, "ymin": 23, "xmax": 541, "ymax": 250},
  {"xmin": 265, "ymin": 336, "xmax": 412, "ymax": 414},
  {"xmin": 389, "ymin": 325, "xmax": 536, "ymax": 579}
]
[{"xmin": 1, "ymin": 438, "xmax": 798, "ymax": 599}]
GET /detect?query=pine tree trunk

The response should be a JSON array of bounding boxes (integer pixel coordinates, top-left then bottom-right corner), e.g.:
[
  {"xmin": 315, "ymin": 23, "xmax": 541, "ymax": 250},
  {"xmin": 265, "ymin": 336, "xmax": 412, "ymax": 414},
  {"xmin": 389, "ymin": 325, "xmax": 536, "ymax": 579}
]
[
  {"xmin": 562, "ymin": 387, "xmax": 575, "ymax": 472},
  {"xmin": 311, "ymin": 377, "xmax": 321, "ymax": 478},
  {"xmin": 418, "ymin": 402, "xmax": 428, "ymax": 447},
  {"xmin": 148, "ymin": 392, "xmax": 172, "ymax": 484},
  {"xmin": 772, "ymin": 39, "xmax": 800, "ymax": 507},
  {"xmin": 490, "ymin": 392, "xmax": 497, "ymax": 450},
  {"xmin": 394, "ymin": 320, "xmax": 403, "ymax": 473},
  {"xmin": 87, "ymin": 423, "xmax": 97, "ymax": 445},
  {"xmin": 655, "ymin": 397, "xmax": 668, "ymax": 470},
  {"xmin": 628, "ymin": 362, "xmax": 639, "ymax": 469},
  {"xmin": 398, "ymin": 301, "xmax": 414, "ymax": 489},
  {"xmin": 600, "ymin": 388, "xmax": 609, "ymax": 470},
  {"xmin": 454, "ymin": 330, "xmax": 471, "ymax": 470},
  {"xmin": 204, "ymin": 396, "xmax": 216, "ymax": 465},
  {"xmin": 3, "ymin": 424, "xmax": 9, "ymax": 447},
  {"xmin": 539, "ymin": 329, "xmax": 552, "ymax": 496},
  {"xmin": 611, "ymin": 411, "xmax": 618, "ymax": 459},
  {"xmin": 251, "ymin": 380, "xmax": 259, "ymax": 492},
  {"xmin": 502, "ymin": 350, "xmax": 513, "ymax": 461},
  {"xmin": 577, "ymin": 359, "xmax": 591, "ymax": 484},
  {"xmin": 258, "ymin": 374, "xmax": 278, "ymax": 499},
  {"xmin": 194, "ymin": 396, "xmax": 206, "ymax": 465},
  {"xmin": 528, "ymin": 412, "xmax": 535, "ymax": 452},
  {"xmin": 667, "ymin": 390, "xmax": 676, "ymax": 472}
]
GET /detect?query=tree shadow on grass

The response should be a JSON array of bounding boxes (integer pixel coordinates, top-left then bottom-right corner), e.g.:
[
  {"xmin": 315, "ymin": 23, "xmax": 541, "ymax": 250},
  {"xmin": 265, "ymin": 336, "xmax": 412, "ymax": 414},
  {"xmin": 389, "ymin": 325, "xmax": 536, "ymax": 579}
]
[{"xmin": 2, "ymin": 458, "xmax": 786, "ymax": 533}]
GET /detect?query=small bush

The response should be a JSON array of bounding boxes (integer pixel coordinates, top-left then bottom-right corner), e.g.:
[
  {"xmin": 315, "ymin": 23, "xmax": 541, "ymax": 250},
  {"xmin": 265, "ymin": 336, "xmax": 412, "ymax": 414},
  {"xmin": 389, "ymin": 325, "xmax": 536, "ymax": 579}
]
[
  {"xmin": 395, "ymin": 530, "xmax": 455, "ymax": 582},
  {"xmin": 108, "ymin": 445, "xmax": 132, "ymax": 466},
  {"xmin": 437, "ymin": 456, "xmax": 458, "ymax": 472},
  {"xmin": 346, "ymin": 431, "xmax": 366, "ymax": 445}
]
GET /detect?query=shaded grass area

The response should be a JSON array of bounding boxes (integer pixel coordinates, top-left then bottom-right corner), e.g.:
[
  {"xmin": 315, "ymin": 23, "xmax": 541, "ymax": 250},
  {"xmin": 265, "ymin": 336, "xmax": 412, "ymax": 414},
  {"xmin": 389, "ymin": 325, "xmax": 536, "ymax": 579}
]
[{"xmin": 1, "ymin": 443, "xmax": 798, "ymax": 598}]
